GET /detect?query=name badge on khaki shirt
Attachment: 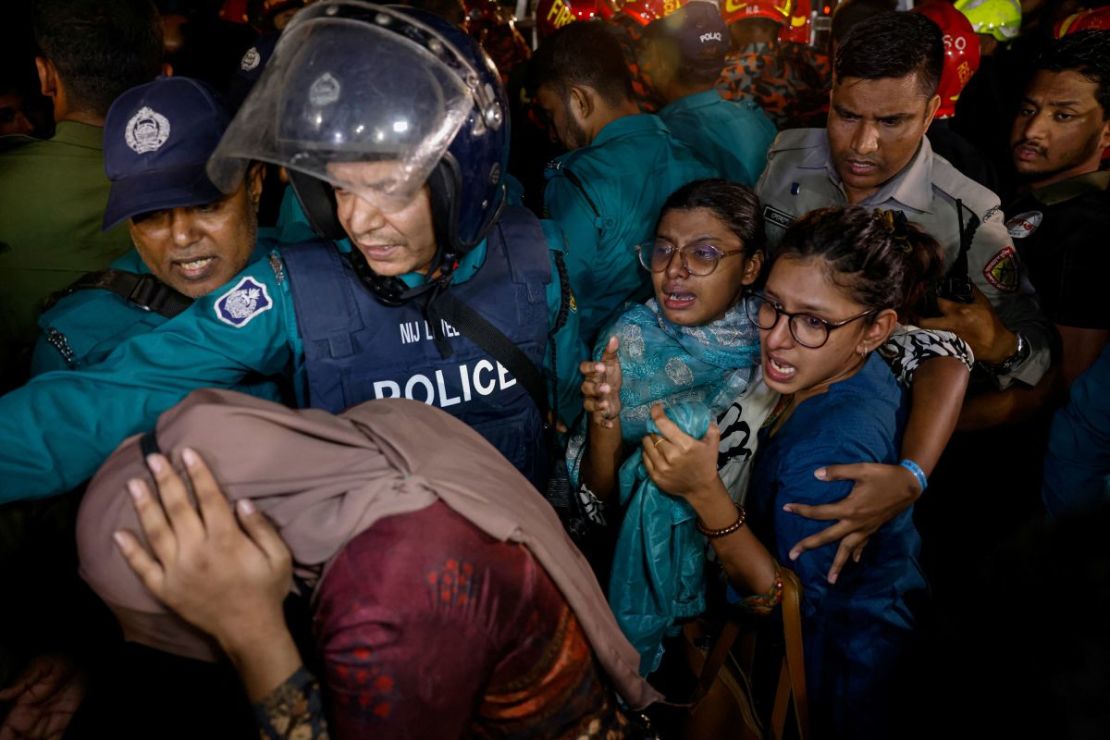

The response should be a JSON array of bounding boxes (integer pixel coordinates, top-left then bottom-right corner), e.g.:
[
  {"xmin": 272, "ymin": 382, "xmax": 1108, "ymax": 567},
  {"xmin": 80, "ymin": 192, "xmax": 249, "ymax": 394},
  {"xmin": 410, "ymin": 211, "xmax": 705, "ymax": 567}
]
[{"xmin": 762, "ymin": 204, "xmax": 795, "ymax": 230}]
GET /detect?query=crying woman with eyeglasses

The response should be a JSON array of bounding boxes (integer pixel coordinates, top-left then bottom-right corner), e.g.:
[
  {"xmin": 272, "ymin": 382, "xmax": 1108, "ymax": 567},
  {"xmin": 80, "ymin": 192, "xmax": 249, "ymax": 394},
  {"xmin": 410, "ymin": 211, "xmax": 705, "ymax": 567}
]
[{"xmin": 567, "ymin": 180, "xmax": 976, "ymax": 738}]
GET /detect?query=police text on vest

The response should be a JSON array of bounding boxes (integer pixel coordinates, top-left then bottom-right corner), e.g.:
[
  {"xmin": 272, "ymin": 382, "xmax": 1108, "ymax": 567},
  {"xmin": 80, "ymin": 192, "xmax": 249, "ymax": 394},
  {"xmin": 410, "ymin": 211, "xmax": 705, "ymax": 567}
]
[{"xmin": 372, "ymin": 360, "xmax": 518, "ymax": 407}]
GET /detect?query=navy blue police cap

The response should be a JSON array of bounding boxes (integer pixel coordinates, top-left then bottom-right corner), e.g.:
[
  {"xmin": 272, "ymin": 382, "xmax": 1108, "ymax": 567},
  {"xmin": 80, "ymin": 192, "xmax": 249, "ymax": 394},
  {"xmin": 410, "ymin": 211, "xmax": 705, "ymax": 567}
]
[
  {"xmin": 227, "ymin": 33, "xmax": 280, "ymax": 113},
  {"xmin": 102, "ymin": 76, "xmax": 230, "ymax": 230},
  {"xmin": 651, "ymin": 0, "xmax": 731, "ymax": 73}
]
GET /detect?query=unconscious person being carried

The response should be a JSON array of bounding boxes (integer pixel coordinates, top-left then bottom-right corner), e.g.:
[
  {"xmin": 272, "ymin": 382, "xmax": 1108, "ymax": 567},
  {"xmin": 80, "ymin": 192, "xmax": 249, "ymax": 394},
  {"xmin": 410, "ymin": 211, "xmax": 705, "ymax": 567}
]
[{"xmin": 77, "ymin": 391, "xmax": 661, "ymax": 739}]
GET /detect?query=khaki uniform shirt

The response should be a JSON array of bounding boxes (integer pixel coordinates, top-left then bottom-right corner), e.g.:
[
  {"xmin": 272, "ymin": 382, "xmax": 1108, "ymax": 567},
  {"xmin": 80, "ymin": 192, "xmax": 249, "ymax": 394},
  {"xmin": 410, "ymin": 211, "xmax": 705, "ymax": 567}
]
[
  {"xmin": 755, "ymin": 128, "xmax": 1052, "ymax": 388},
  {"xmin": 0, "ymin": 122, "xmax": 131, "ymax": 386}
]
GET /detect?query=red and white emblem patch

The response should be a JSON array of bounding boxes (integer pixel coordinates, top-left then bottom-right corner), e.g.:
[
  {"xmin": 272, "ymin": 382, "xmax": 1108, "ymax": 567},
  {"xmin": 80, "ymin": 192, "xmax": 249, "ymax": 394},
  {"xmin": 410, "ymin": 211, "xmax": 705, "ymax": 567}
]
[
  {"xmin": 983, "ymin": 246, "xmax": 1020, "ymax": 293},
  {"xmin": 1005, "ymin": 211, "xmax": 1043, "ymax": 239}
]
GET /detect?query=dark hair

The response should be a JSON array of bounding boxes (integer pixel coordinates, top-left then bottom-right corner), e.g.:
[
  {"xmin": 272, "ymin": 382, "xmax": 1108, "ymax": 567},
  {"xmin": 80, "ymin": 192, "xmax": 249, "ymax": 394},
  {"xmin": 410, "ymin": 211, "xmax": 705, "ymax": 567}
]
[
  {"xmin": 527, "ymin": 21, "xmax": 634, "ymax": 106},
  {"xmin": 835, "ymin": 11, "xmax": 943, "ymax": 97},
  {"xmin": 659, "ymin": 179, "xmax": 766, "ymax": 255},
  {"xmin": 1034, "ymin": 30, "xmax": 1110, "ymax": 119},
  {"xmin": 32, "ymin": 0, "xmax": 163, "ymax": 117},
  {"xmin": 830, "ymin": 0, "xmax": 897, "ymax": 47},
  {"xmin": 774, "ymin": 207, "xmax": 944, "ymax": 316}
]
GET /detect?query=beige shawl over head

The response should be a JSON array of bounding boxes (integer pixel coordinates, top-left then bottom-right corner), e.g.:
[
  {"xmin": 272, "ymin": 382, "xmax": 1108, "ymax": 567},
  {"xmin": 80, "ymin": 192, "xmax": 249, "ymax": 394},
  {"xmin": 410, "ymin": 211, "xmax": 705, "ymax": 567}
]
[{"xmin": 77, "ymin": 389, "xmax": 660, "ymax": 709}]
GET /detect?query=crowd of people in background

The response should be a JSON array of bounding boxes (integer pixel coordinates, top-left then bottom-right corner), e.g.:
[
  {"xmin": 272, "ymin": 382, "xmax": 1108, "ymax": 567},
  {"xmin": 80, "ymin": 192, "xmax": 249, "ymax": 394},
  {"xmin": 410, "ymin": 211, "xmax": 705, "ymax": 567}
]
[{"xmin": 0, "ymin": 0, "xmax": 1108, "ymax": 738}]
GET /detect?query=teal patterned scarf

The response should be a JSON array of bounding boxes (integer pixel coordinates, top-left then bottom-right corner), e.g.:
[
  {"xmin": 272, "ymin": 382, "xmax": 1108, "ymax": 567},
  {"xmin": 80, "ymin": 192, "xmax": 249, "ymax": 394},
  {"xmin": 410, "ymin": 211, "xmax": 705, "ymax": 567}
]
[{"xmin": 606, "ymin": 297, "xmax": 761, "ymax": 442}]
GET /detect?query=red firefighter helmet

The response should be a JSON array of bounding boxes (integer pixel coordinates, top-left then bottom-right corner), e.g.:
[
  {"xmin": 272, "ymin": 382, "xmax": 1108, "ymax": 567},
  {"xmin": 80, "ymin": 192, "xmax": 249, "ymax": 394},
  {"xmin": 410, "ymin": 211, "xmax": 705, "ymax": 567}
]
[
  {"xmin": 778, "ymin": 0, "xmax": 812, "ymax": 45},
  {"xmin": 721, "ymin": 0, "xmax": 792, "ymax": 26},
  {"xmin": 619, "ymin": 0, "xmax": 687, "ymax": 26},
  {"xmin": 1055, "ymin": 6, "xmax": 1110, "ymax": 38},
  {"xmin": 219, "ymin": 0, "xmax": 251, "ymax": 23},
  {"xmin": 463, "ymin": 0, "xmax": 532, "ymax": 80},
  {"xmin": 914, "ymin": 0, "xmax": 981, "ymax": 119},
  {"xmin": 464, "ymin": 0, "xmax": 501, "ymax": 26},
  {"xmin": 536, "ymin": 0, "xmax": 608, "ymax": 37}
]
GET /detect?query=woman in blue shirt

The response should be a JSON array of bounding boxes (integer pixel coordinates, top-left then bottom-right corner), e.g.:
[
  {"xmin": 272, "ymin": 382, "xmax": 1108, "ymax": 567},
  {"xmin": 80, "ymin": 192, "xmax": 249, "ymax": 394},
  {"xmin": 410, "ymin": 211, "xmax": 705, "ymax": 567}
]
[{"xmin": 644, "ymin": 207, "xmax": 944, "ymax": 739}]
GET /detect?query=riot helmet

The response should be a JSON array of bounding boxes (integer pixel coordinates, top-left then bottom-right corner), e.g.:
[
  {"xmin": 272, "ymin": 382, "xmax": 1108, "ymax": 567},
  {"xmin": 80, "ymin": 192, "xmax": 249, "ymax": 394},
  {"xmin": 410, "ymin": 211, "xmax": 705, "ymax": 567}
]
[{"xmin": 209, "ymin": 1, "xmax": 509, "ymax": 301}]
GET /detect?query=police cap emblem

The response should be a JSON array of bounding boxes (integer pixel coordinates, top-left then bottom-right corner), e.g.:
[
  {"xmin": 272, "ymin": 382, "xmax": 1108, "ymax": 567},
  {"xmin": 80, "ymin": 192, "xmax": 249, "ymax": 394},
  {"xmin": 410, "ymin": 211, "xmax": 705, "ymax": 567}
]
[
  {"xmin": 240, "ymin": 46, "xmax": 261, "ymax": 71},
  {"xmin": 309, "ymin": 73, "xmax": 341, "ymax": 106},
  {"xmin": 125, "ymin": 106, "xmax": 171, "ymax": 154}
]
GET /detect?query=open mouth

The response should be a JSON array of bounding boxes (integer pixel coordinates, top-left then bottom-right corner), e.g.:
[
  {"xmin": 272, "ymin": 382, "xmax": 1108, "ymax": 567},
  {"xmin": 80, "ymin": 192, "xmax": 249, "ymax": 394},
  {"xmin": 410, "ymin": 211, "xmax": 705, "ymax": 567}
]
[
  {"xmin": 764, "ymin": 354, "xmax": 797, "ymax": 383},
  {"xmin": 173, "ymin": 256, "xmax": 217, "ymax": 281},
  {"xmin": 662, "ymin": 290, "xmax": 696, "ymax": 310},
  {"xmin": 358, "ymin": 243, "xmax": 402, "ymax": 261}
]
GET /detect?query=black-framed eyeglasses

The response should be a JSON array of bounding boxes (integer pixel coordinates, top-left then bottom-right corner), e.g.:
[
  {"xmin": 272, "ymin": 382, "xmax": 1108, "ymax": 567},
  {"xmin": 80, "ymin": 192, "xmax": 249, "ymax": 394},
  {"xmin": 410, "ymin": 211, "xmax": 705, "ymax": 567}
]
[
  {"xmin": 635, "ymin": 239, "xmax": 744, "ymax": 277},
  {"xmin": 746, "ymin": 291, "xmax": 876, "ymax": 349}
]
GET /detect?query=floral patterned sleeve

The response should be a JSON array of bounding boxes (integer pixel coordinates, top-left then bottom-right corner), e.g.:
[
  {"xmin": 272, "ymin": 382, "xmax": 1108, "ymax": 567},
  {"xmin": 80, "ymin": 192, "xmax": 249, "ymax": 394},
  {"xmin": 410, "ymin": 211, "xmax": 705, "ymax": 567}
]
[
  {"xmin": 878, "ymin": 325, "xmax": 975, "ymax": 386},
  {"xmin": 254, "ymin": 666, "xmax": 330, "ymax": 740}
]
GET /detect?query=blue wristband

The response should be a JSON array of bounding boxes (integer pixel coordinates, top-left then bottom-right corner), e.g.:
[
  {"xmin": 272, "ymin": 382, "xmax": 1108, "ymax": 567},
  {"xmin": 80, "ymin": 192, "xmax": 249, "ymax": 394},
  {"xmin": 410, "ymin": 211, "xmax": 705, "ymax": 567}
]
[{"xmin": 900, "ymin": 459, "xmax": 928, "ymax": 494}]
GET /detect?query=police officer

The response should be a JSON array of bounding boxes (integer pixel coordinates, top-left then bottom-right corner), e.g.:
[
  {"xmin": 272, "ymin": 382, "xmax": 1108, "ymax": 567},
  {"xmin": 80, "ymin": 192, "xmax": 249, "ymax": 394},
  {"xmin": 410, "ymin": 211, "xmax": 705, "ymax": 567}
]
[
  {"xmin": 642, "ymin": 0, "xmax": 777, "ymax": 185},
  {"xmin": 1007, "ymin": 30, "xmax": 1110, "ymax": 386},
  {"xmin": 0, "ymin": 76, "xmax": 290, "ymax": 718},
  {"xmin": 30, "ymin": 76, "xmax": 283, "ymax": 405},
  {"xmin": 756, "ymin": 12, "xmax": 1053, "ymax": 404},
  {"xmin": 530, "ymin": 19, "xmax": 716, "ymax": 343},
  {"xmin": 0, "ymin": 2, "xmax": 581, "ymax": 503}
]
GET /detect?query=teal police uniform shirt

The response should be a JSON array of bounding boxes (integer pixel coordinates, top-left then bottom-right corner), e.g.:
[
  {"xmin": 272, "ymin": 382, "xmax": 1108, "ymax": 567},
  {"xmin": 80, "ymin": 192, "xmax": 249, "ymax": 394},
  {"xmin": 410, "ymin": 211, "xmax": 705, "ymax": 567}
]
[
  {"xmin": 0, "ymin": 250, "xmax": 302, "ymax": 500},
  {"xmin": 755, "ymin": 129, "xmax": 1054, "ymax": 390},
  {"xmin": 657, "ymin": 89, "xmax": 777, "ymax": 187},
  {"xmin": 30, "ymin": 250, "xmax": 161, "ymax": 375},
  {"xmin": 543, "ymin": 113, "xmax": 717, "ymax": 343},
  {"xmin": 0, "ymin": 212, "xmax": 583, "ymax": 503},
  {"xmin": 30, "ymin": 238, "xmax": 282, "ymax": 388}
]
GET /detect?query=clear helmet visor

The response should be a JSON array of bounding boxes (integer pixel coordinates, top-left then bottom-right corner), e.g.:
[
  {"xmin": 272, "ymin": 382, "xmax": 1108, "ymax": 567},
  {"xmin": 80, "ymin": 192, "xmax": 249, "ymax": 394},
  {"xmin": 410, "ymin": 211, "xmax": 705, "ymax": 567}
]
[{"xmin": 208, "ymin": 3, "xmax": 487, "ymax": 213}]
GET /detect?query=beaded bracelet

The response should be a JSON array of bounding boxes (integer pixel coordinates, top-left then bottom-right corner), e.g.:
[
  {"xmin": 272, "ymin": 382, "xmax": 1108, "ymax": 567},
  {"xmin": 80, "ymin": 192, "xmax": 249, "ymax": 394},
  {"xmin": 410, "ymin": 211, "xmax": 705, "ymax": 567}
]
[
  {"xmin": 696, "ymin": 501, "xmax": 747, "ymax": 539},
  {"xmin": 737, "ymin": 569, "xmax": 785, "ymax": 617},
  {"xmin": 899, "ymin": 458, "xmax": 928, "ymax": 494}
]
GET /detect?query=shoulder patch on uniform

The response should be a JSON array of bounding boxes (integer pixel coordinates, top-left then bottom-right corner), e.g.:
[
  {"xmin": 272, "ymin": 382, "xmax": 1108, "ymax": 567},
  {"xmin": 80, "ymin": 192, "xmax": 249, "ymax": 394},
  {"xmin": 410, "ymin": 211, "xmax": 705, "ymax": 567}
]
[
  {"xmin": 762, "ymin": 204, "xmax": 795, "ymax": 229},
  {"xmin": 1005, "ymin": 211, "xmax": 1043, "ymax": 239},
  {"xmin": 983, "ymin": 246, "xmax": 1020, "ymax": 292},
  {"xmin": 214, "ymin": 276, "xmax": 273, "ymax": 327}
]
